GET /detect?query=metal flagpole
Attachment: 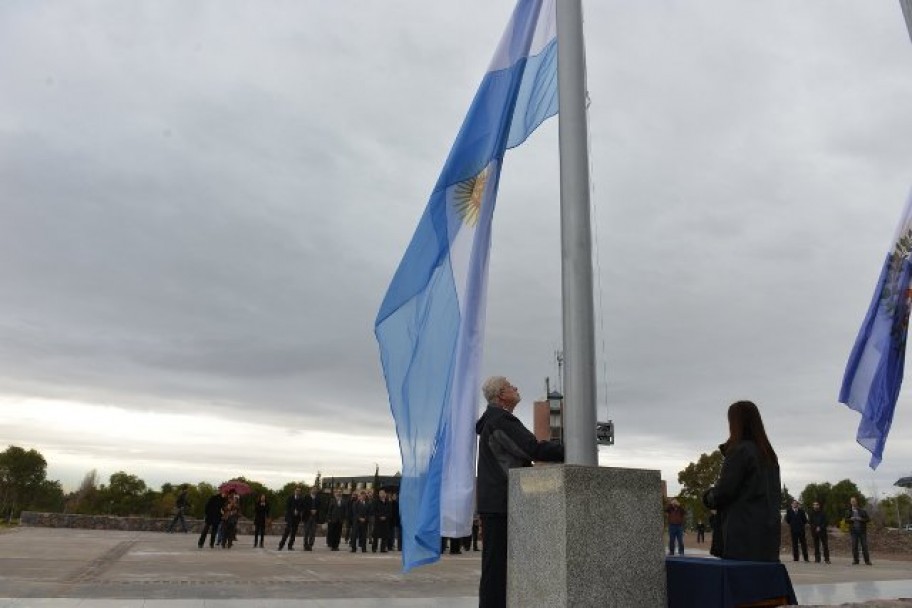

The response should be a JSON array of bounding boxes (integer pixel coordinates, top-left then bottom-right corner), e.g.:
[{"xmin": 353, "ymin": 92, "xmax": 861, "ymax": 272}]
[
  {"xmin": 901, "ymin": 0, "xmax": 912, "ymax": 43},
  {"xmin": 556, "ymin": 0, "xmax": 597, "ymax": 466}
]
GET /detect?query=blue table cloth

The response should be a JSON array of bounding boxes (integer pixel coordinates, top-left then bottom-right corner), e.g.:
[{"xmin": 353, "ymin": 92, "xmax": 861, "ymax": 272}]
[{"xmin": 666, "ymin": 555, "xmax": 797, "ymax": 608}]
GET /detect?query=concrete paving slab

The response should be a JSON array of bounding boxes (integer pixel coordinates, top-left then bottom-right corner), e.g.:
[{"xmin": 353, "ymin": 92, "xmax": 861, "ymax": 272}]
[
  {"xmin": 796, "ymin": 579, "xmax": 912, "ymax": 605},
  {"xmin": 0, "ymin": 527, "xmax": 909, "ymax": 606},
  {"xmin": 0, "ymin": 528, "xmax": 479, "ymax": 600}
]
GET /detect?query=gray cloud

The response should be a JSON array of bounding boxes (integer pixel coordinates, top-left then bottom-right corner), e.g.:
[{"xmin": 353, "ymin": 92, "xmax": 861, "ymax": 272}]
[{"xmin": 1, "ymin": 0, "xmax": 911, "ymax": 494}]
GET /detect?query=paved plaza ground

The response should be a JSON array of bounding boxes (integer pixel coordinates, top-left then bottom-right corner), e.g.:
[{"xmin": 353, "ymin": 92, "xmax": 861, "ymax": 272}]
[{"xmin": 0, "ymin": 527, "xmax": 910, "ymax": 606}]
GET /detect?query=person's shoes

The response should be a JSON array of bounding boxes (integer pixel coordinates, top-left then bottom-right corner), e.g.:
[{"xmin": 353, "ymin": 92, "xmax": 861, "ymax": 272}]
[
  {"xmin": 865, "ymin": 561, "xmax": 872, "ymax": 566},
  {"xmin": 380, "ymin": 549, "xmax": 387, "ymax": 553},
  {"xmin": 362, "ymin": 548, "xmax": 367, "ymax": 553},
  {"xmin": 305, "ymin": 547, "xmax": 312, "ymax": 551},
  {"xmin": 804, "ymin": 559, "xmax": 809, "ymax": 562},
  {"xmin": 278, "ymin": 545, "xmax": 284, "ymax": 551},
  {"xmin": 287, "ymin": 547, "xmax": 294, "ymax": 551},
  {"xmin": 331, "ymin": 547, "xmax": 339, "ymax": 551},
  {"xmin": 825, "ymin": 560, "xmax": 831, "ymax": 564},
  {"xmin": 473, "ymin": 547, "xmax": 479, "ymax": 551}
]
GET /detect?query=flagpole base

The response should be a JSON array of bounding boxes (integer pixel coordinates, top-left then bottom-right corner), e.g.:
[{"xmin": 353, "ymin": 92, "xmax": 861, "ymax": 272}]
[{"xmin": 508, "ymin": 465, "xmax": 666, "ymax": 608}]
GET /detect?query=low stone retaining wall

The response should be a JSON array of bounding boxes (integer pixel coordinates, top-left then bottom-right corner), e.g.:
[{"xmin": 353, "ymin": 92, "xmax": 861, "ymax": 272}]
[{"xmin": 19, "ymin": 511, "xmax": 319, "ymax": 536}]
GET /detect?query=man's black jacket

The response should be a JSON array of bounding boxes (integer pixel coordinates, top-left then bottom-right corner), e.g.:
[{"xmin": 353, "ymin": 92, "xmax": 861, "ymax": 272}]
[{"xmin": 475, "ymin": 404, "xmax": 564, "ymax": 515}]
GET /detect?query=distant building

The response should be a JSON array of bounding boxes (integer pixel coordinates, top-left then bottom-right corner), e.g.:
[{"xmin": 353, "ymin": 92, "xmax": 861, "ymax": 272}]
[{"xmin": 533, "ymin": 390, "xmax": 564, "ymax": 442}]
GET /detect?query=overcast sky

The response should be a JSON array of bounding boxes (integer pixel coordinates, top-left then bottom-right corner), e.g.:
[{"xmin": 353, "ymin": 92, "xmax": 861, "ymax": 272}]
[{"xmin": 2, "ymin": 1, "xmax": 912, "ymax": 501}]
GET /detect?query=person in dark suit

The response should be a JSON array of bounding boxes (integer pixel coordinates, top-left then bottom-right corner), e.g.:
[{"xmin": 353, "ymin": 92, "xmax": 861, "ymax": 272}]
[
  {"xmin": 785, "ymin": 500, "xmax": 809, "ymax": 562},
  {"xmin": 197, "ymin": 490, "xmax": 225, "ymax": 549},
  {"xmin": 371, "ymin": 489, "xmax": 392, "ymax": 553},
  {"xmin": 253, "ymin": 494, "xmax": 270, "ymax": 548},
  {"xmin": 326, "ymin": 489, "xmax": 347, "ymax": 551},
  {"xmin": 350, "ymin": 491, "xmax": 370, "ymax": 552},
  {"xmin": 302, "ymin": 486, "xmax": 322, "ymax": 551},
  {"xmin": 845, "ymin": 496, "xmax": 872, "ymax": 565},
  {"xmin": 702, "ymin": 400, "xmax": 781, "ymax": 562},
  {"xmin": 389, "ymin": 492, "xmax": 400, "ymax": 551},
  {"xmin": 277, "ymin": 486, "xmax": 305, "ymax": 551},
  {"xmin": 476, "ymin": 376, "xmax": 564, "ymax": 608},
  {"xmin": 344, "ymin": 492, "xmax": 358, "ymax": 544},
  {"xmin": 809, "ymin": 500, "xmax": 830, "ymax": 564}
]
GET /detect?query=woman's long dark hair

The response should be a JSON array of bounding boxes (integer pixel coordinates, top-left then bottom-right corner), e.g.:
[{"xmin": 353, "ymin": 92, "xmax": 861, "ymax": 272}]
[{"xmin": 725, "ymin": 400, "xmax": 778, "ymax": 465}]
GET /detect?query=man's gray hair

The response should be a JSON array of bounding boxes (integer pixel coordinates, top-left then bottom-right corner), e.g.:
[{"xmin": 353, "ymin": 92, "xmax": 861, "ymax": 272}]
[{"xmin": 482, "ymin": 376, "xmax": 509, "ymax": 403}]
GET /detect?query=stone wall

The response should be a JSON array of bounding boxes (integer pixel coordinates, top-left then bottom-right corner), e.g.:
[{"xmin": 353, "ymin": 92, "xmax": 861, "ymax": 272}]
[{"xmin": 19, "ymin": 511, "xmax": 312, "ymax": 536}]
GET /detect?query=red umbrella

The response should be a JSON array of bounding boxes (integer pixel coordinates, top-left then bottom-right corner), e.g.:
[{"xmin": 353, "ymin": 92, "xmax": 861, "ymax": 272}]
[{"xmin": 219, "ymin": 480, "xmax": 252, "ymax": 496}]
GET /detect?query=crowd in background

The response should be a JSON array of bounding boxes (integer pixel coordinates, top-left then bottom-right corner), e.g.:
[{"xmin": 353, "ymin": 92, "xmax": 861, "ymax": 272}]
[{"xmin": 182, "ymin": 483, "xmax": 482, "ymax": 554}]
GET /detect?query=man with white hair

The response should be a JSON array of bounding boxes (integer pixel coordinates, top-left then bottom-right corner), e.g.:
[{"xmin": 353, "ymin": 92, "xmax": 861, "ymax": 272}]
[{"xmin": 475, "ymin": 376, "xmax": 564, "ymax": 608}]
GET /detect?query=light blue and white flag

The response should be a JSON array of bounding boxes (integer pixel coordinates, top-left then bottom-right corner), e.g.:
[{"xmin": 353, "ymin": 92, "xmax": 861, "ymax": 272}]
[
  {"xmin": 375, "ymin": 0, "xmax": 557, "ymax": 571},
  {"xmin": 839, "ymin": 189, "xmax": 912, "ymax": 469}
]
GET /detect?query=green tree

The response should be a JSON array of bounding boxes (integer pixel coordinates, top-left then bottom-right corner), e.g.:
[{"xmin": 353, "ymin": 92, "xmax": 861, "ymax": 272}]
[
  {"xmin": 30, "ymin": 480, "xmax": 65, "ymax": 513},
  {"xmin": 799, "ymin": 482, "xmax": 831, "ymax": 507},
  {"xmin": 800, "ymin": 482, "xmax": 839, "ymax": 523},
  {"xmin": 899, "ymin": 493, "xmax": 912, "ymax": 527},
  {"xmin": 243, "ymin": 479, "xmax": 277, "ymax": 520},
  {"xmin": 189, "ymin": 482, "xmax": 216, "ymax": 519},
  {"xmin": 69, "ymin": 469, "xmax": 100, "ymax": 514},
  {"xmin": 677, "ymin": 450, "xmax": 723, "ymax": 523},
  {"xmin": 830, "ymin": 479, "xmax": 864, "ymax": 526},
  {"xmin": 781, "ymin": 485, "xmax": 795, "ymax": 510},
  {"xmin": 99, "ymin": 471, "xmax": 148, "ymax": 516},
  {"xmin": 219, "ymin": 476, "xmax": 274, "ymax": 519},
  {"xmin": 0, "ymin": 445, "xmax": 50, "ymax": 520},
  {"xmin": 877, "ymin": 495, "xmax": 907, "ymax": 527},
  {"xmin": 278, "ymin": 481, "xmax": 308, "ymax": 499}
]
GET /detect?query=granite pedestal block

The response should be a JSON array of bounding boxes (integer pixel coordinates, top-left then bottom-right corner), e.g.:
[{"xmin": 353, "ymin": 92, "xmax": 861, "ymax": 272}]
[{"xmin": 507, "ymin": 465, "xmax": 666, "ymax": 608}]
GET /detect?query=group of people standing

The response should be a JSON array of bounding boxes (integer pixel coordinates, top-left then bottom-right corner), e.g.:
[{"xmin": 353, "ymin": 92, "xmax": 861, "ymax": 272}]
[
  {"xmin": 784, "ymin": 496, "xmax": 872, "ymax": 565},
  {"xmin": 275, "ymin": 485, "xmax": 402, "ymax": 553},
  {"xmin": 197, "ymin": 488, "xmax": 241, "ymax": 549},
  {"xmin": 194, "ymin": 484, "xmax": 403, "ymax": 553}
]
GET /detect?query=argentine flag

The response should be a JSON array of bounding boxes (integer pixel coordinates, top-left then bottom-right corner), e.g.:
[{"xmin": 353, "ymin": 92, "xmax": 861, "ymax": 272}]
[
  {"xmin": 839, "ymin": 189, "xmax": 912, "ymax": 469},
  {"xmin": 375, "ymin": 0, "xmax": 558, "ymax": 571}
]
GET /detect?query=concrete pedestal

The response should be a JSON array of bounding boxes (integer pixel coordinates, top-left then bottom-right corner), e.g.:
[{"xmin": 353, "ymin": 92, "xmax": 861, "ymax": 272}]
[{"xmin": 507, "ymin": 465, "xmax": 666, "ymax": 608}]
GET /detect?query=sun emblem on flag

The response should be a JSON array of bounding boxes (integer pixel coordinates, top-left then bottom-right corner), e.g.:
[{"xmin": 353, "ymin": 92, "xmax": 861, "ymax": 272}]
[{"xmin": 453, "ymin": 167, "xmax": 489, "ymax": 227}]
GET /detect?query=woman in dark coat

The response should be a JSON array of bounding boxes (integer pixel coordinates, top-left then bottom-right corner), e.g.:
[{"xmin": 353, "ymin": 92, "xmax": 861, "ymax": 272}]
[
  {"xmin": 703, "ymin": 400, "xmax": 781, "ymax": 562},
  {"xmin": 253, "ymin": 494, "xmax": 270, "ymax": 548}
]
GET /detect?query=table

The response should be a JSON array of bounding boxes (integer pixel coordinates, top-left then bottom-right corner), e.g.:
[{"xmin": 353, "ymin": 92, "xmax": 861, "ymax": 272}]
[{"xmin": 666, "ymin": 555, "xmax": 797, "ymax": 608}]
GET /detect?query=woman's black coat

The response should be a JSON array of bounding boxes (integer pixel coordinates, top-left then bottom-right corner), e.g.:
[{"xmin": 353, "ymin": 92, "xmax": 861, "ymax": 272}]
[{"xmin": 703, "ymin": 439, "xmax": 781, "ymax": 562}]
